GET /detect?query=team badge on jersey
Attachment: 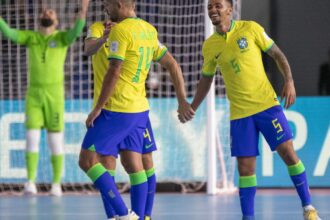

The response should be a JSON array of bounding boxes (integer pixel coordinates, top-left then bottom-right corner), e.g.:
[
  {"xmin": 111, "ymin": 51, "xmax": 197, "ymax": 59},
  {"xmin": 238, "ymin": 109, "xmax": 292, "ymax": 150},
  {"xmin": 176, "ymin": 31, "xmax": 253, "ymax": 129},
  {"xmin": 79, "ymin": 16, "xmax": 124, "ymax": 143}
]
[
  {"xmin": 49, "ymin": 41, "xmax": 57, "ymax": 48},
  {"xmin": 237, "ymin": 37, "xmax": 248, "ymax": 50}
]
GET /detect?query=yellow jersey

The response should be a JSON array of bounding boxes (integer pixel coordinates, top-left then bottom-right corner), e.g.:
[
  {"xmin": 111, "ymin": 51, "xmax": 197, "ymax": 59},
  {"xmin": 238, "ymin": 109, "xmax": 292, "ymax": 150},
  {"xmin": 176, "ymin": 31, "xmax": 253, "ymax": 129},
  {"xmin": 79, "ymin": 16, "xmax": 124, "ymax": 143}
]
[
  {"xmin": 103, "ymin": 17, "xmax": 167, "ymax": 113},
  {"xmin": 202, "ymin": 20, "xmax": 279, "ymax": 120},
  {"xmin": 86, "ymin": 21, "xmax": 110, "ymax": 108}
]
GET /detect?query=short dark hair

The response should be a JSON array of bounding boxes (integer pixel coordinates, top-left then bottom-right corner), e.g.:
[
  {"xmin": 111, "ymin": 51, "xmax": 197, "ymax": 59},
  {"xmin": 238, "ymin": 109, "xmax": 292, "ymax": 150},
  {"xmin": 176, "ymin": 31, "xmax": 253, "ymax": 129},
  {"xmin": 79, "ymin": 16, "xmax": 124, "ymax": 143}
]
[{"xmin": 226, "ymin": 0, "xmax": 233, "ymax": 6}]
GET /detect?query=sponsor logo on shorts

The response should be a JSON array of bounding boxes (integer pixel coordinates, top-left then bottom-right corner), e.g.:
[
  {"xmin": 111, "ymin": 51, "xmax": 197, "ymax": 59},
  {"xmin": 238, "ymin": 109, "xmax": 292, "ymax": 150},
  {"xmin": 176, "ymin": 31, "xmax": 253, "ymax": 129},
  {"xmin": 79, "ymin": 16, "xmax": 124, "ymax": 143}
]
[
  {"xmin": 276, "ymin": 133, "xmax": 285, "ymax": 141},
  {"xmin": 144, "ymin": 143, "xmax": 154, "ymax": 149},
  {"xmin": 108, "ymin": 190, "xmax": 115, "ymax": 198}
]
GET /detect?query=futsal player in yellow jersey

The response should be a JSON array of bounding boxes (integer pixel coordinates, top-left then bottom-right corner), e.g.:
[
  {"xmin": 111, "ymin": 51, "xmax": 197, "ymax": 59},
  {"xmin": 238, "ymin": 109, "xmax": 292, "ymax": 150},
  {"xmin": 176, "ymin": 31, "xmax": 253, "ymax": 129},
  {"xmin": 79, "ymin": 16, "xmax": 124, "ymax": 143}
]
[
  {"xmin": 79, "ymin": 0, "xmax": 194, "ymax": 219},
  {"xmin": 186, "ymin": 0, "xmax": 321, "ymax": 219},
  {"xmin": 84, "ymin": 21, "xmax": 118, "ymax": 220}
]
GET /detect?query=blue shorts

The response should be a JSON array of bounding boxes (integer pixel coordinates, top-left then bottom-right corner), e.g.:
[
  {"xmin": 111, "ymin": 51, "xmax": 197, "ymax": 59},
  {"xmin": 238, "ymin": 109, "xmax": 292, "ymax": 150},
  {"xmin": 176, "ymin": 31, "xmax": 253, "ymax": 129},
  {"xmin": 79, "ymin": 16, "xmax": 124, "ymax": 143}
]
[
  {"xmin": 81, "ymin": 110, "xmax": 157, "ymax": 157},
  {"xmin": 230, "ymin": 105, "xmax": 293, "ymax": 157}
]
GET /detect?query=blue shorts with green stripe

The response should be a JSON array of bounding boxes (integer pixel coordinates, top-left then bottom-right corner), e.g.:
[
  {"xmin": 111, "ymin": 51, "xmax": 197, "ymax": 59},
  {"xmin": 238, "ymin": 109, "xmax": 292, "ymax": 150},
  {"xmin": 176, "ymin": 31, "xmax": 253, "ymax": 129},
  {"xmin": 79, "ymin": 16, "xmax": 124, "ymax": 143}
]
[{"xmin": 81, "ymin": 109, "xmax": 157, "ymax": 157}]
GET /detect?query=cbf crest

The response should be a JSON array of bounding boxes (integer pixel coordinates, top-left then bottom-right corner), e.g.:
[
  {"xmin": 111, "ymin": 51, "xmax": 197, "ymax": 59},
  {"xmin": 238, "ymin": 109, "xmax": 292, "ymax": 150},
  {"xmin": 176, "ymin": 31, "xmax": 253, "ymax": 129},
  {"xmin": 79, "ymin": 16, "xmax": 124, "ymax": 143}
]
[
  {"xmin": 49, "ymin": 41, "xmax": 57, "ymax": 48},
  {"xmin": 237, "ymin": 37, "xmax": 248, "ymax": 50}
]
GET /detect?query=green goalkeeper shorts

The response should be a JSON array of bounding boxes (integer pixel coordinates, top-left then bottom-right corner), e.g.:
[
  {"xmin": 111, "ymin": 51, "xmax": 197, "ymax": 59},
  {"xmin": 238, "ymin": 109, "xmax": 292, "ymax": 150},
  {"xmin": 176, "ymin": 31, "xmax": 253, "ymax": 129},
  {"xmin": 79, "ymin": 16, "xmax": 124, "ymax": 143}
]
[{"xmin": 25, "ymin": 86, "xmax": 64, "ymax": 131}]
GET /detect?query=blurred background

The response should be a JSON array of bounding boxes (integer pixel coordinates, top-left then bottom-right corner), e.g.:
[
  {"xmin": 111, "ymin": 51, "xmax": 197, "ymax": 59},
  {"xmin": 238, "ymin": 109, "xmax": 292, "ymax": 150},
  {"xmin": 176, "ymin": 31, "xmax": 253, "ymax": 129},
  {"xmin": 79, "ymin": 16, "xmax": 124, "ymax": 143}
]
[
  {"xmin": 0, "ymin": 0, "xmax": 329, "ymax": 194},
  {"xmin": 242, "ymin": 0, "xmax": 330, "ymax": 96}
]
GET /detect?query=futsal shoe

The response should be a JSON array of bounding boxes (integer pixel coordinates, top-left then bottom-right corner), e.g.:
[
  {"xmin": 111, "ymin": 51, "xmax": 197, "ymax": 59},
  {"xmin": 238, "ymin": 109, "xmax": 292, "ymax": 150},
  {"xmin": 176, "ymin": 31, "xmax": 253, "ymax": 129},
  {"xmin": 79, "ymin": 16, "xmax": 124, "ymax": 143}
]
[
  {"xmin": 50, "ymin": 183, "xmax": 63, "ymax": 197},
  {"xmin": 116, "ymin": 210, "xmax": 139, "ymax": 220},
  {"xmin": 303, "ymin": 208, "xmax": 322, "ymax": 220},
  {"xmin": 23, "ymin": 181, "xmax": 37, "ymax": 195},
  {"xmin": 145, "ymin": 216, "xmax": 151, "ymax": 220}
]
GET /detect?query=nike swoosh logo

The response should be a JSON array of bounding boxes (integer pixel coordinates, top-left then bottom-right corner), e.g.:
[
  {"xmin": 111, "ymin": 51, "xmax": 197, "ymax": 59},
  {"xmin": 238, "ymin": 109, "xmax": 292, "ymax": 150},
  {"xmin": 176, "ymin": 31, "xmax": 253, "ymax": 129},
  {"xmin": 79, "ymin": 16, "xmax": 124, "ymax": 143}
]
[
  {"xmin": 276, "ymin": 134, "xmax": 285, "ymax": 141},
  {"xmin": 296, "ymin": 181, "xmax": 305, "ymax": 187},
  {"xmin": 215, "ymin": 53, "xmax": 221, "ymax": 59},
  {"xmin": 145, "ymin": 143, "xmax": 154, "ymax": 149}
]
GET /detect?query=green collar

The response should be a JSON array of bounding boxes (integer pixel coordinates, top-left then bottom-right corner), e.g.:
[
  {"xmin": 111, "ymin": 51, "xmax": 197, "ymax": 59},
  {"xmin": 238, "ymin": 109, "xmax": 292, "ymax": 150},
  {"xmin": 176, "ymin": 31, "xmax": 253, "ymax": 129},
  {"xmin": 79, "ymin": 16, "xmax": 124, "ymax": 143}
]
[{"xmin": 216, "ymin": 20, "xmax": 235, "ymax": 39}]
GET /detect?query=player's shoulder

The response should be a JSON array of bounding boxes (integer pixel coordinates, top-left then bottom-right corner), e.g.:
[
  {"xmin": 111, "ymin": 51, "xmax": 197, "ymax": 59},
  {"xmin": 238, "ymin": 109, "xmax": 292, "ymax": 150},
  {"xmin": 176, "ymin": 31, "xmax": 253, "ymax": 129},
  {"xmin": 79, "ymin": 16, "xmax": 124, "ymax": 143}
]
[
  {"xmin": 237, "ymin": 20, "xmax": 264, "ymax": 30},
  {"xmin": 113, "ymin": 18, "xmax": 157, "ymax": 36},
  {"xmin": 89, "ymin": 21, "xmax": 105, "ymax": 29},
  {"xmin": 139, "ymin": 18, "xmax": 157, "ymax": 31},
  {"xmin": 203, "ymin": 33, "xmax": 218, "ymax": 49},
  {"xmin": 19, "ymin": 30, "xmax": 38, "ymax": 36}
]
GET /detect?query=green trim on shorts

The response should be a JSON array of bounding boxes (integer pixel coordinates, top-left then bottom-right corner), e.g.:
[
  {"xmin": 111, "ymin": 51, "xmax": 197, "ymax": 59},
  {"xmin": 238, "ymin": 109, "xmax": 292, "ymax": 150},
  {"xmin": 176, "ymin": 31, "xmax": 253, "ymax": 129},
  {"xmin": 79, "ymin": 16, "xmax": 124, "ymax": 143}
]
[
  {"xmin": 88, "ymin": 145, "xmax": 96, "ymax": 152},
  {"xmin": 146, "ymin": 167, "xmax": 155, "ymax": 178},
  {"xmin": 129, "ymin": 170, "xmax": 147, "ymax": 186},
  {"xmin": 288, "ymin": 160, "xmax": 305, "ymax": 176},
  {"xmin": 87, "ymin": 163, "xmax": 107, "ymax": 182},
  {"xmin": 239, "ymin": 175, "xmax": 257, "ymax": 188}
]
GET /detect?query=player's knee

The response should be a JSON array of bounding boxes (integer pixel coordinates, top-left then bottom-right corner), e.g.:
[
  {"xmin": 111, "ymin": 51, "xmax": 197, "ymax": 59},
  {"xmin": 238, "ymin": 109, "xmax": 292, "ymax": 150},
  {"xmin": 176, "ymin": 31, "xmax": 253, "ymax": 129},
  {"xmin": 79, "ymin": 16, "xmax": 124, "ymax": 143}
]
[
  {"xmin": 276, "ymin": 141, "xmax": 299, "ymax": 165},
  {"xmin": 78, "ymin": 151, "xmax": 97, "ymax": 172},
  {"xmin": 142, "ymin": 153, "xmax": 154, "ymax": 170},
  {"xmin": 121, "ymin": 159, "xmax": 143, "ymax": 174},
  {"xmin": 238, "ymin": 168, "xmax": 255, "ymax": 176},
  {"xmin": 100, "ymin": 156, "xmax": 116, "ymax": 170}
]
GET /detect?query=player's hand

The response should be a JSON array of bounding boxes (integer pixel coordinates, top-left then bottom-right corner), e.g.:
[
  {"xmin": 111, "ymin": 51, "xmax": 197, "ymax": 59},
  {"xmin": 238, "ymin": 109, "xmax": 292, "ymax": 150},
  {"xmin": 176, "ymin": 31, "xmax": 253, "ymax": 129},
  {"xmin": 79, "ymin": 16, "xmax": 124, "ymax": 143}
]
[
  {"xmin": 281, "ymin": 80, "xmax": 296, "ymax": 109},
  {"xmin": 86, "ymin": 107, "xmax": 101, "ymax": 128},
  {"xmin": 102, "ymin": 20, "xmax": 116, "ymax": 40},
  {"xmin": 81, "ymin": 0, "xmax": 90, "ymax": 11},
  {"xmin": 177, "ymin": 101, "xmax": 195, "ymax": 123}
]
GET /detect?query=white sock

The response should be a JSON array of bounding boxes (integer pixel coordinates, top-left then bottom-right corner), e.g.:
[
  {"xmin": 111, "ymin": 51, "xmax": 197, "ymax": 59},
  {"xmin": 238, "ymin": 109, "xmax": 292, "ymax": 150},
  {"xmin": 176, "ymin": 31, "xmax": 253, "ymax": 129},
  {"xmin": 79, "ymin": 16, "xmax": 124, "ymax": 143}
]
[
  {"xmin": 47, "ymin": 132, "xmax": 64, "ymax": 155},
  {"xmin": 26, "ymin": 129, "xmax": 41, "ymax": 152},
  {"xmin": 303, "ymin": 204, "xmax": 315, "ymax": 211}
]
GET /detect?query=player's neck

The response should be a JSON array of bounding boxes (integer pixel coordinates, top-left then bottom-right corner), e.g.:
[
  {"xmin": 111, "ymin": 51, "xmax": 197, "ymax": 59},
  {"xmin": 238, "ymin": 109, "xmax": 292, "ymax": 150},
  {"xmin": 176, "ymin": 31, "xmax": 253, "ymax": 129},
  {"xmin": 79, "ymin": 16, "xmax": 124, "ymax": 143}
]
[
  {"xmin": 39, "ymin": 26, "xmax": 56, "ymax": 36},
  {"xmin": 215, "ymin": 19, "xmax": 232, "ymax": 34},
  {"xmin": 119, "ymin": 11, "xmax": 137, "ymax": 22}
]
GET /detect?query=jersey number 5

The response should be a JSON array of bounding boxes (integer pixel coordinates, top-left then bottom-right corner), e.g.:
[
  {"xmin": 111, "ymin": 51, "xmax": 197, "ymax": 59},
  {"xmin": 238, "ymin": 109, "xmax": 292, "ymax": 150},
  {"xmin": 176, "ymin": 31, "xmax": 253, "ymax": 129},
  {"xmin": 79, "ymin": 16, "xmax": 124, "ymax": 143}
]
[
  {"xmin": 132, "ymin": 47, "xmax": 154, "ymax": 83},
  {"xmin": 230, "ymin": 59, "xmax": 241, "ymax": 74},
  {"xmin": 272, "ymin": 118, "xmax": 283, "ymax": 133}
]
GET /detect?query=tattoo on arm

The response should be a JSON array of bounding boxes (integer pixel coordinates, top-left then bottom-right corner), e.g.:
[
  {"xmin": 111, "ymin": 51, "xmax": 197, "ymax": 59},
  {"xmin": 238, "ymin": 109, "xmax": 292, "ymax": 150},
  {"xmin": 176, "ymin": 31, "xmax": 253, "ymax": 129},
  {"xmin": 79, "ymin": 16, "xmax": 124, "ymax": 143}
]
[{"xmin": 267, "ymin": 43, "xmax": 293, "ymax": 82}]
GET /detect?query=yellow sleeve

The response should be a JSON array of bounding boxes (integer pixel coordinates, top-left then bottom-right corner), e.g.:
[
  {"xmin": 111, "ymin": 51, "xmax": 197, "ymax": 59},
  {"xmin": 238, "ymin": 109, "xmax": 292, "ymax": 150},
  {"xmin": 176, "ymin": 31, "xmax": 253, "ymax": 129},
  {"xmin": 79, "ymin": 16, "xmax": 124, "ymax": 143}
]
[
  {"xmin": 201, "ymin": 42, "xmax": 217, "ymax": 76},
  {"xmin": 153, "ymin": 40, "xmax": 168, "ymax": 62},
  {"xmin": 108, "ymin": 26, "xmax": 129, "ymax": 61},
  {"xmin": 86, "ymin": 22, "xmax": 104, "ymax": 40},
  {"xmin": 252, "ymin": 21, "xmax": 274, "ymax": 52}
]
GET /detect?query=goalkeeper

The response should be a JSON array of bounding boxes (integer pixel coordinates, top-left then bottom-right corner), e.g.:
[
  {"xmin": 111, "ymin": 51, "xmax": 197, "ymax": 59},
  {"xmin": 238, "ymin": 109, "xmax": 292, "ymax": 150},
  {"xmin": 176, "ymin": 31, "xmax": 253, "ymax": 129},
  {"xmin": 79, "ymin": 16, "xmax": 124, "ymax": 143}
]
[{"xmin": 0, "ymin": 0, "xmax": 90, "ymax": 196}]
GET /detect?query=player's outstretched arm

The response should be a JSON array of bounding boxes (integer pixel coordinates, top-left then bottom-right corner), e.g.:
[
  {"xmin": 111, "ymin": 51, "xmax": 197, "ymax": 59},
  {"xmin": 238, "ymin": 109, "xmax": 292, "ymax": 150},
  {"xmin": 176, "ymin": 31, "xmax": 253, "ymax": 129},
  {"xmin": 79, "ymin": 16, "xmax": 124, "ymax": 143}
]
[
  {"xmin": 84, "ymin": 21, "xmax": 116, "ymax": 56},
  {"xmin": 64, "ymin": 0, "xmax": 90, "ymax": 44},
  {"xmin": 0, "ymin": 17, "xmax": 19, "ymax": 42},
  {"xmin": 78, "ymin": 0, "xmax": 90, "ymax": 20},
  {"xmin": 158, "ymin": 52, "xmax": 195, "ymax": 123},
  {"xmin": 85, "ymin": 59, "xmax": 122, "ymax": 127},
  {"xmin": 267, "ymin": 43, "xmax": 296, "ymax": 109},
  {"xmin": 191, "ymin": 75, "xmax": 214, "ymax": 111}
]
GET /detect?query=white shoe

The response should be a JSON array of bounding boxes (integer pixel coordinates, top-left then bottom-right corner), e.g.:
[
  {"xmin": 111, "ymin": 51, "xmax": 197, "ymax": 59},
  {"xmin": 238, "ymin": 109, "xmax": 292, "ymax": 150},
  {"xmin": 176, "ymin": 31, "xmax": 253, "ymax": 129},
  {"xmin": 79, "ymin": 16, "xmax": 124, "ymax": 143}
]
[
  {"xmin": 50, "ymin": 183, "xmax": 62, "ymax": 197},
  {"xmin": 116, "ymin": 210, "xmax": 139, "ymax": 220},
  {"xmin": 24, "ymin": 181, "xmax": 37, "ymax": 195},
  {"xmin": 303, "ymin": 205, "xmax": 322, "ymax": 220}
]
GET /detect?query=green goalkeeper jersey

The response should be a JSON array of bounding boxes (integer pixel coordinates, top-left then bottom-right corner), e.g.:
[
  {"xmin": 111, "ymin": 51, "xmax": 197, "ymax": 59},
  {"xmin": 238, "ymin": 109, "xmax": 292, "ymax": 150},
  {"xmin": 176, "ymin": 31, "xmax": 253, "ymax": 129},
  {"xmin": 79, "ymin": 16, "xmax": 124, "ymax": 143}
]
[{"xmin": 0, "ymin": 18, "xmax": 85, "ymax": 87}]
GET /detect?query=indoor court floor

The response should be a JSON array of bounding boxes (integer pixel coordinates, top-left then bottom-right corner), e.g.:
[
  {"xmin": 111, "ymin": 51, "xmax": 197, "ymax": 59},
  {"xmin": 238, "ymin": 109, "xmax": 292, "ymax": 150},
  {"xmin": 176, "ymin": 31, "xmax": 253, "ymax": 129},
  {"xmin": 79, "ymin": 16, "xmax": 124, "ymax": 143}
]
[{"xmin": 0, "ymin": 189, "xmax": 329, "ymax": 220}]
